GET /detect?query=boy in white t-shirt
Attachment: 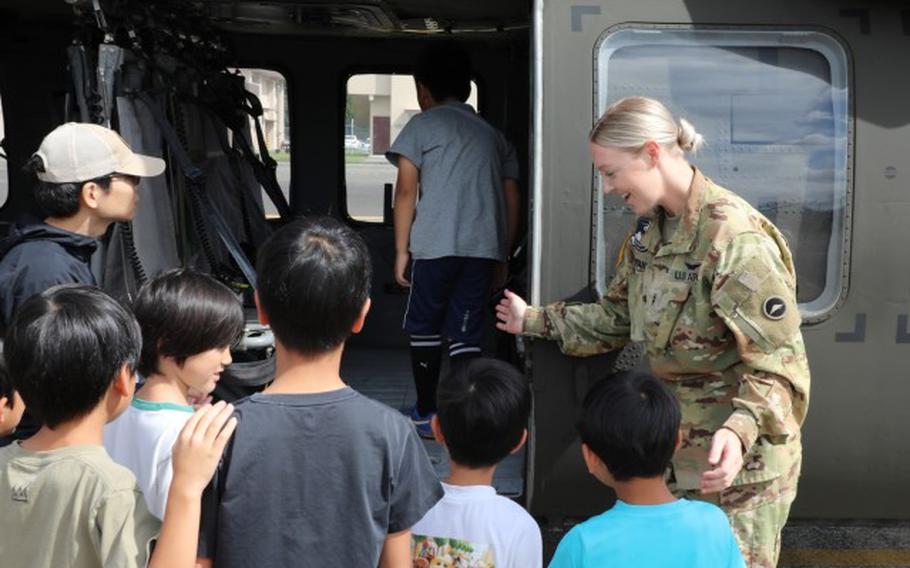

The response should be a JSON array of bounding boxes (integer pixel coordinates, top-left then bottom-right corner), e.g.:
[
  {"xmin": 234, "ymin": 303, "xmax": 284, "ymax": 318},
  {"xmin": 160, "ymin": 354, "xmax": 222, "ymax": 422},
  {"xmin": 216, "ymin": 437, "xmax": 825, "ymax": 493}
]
[
  {"xmin": 104, "ymin": 269, "xmax": 244, "ymax": 519},
  {"xmin": 412, "ymin": 358, "xmax": 542, "ymax": 568}
]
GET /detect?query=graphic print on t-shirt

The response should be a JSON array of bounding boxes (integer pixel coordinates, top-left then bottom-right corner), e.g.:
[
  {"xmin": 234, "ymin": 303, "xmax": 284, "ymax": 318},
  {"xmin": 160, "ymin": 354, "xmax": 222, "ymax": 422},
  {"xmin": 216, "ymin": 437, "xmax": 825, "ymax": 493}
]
[{"xmin": 413, "ymin": 535, "xmax": 496, "ymax": 568}]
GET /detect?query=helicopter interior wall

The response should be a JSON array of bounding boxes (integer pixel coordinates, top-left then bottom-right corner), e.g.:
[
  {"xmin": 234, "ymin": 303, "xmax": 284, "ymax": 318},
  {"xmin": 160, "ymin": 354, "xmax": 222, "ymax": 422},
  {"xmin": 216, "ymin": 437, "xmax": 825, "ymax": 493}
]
[{"xmin": 0, "ymin": 22, "xmax": 74, "ymax": 221}]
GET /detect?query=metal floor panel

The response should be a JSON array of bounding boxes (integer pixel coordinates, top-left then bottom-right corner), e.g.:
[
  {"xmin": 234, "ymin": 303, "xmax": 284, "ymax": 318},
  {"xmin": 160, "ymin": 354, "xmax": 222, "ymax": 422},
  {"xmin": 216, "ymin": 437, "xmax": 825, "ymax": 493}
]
[{"xmin": 341, "ymin": 347, "xmax": 525, "ymax": 497}]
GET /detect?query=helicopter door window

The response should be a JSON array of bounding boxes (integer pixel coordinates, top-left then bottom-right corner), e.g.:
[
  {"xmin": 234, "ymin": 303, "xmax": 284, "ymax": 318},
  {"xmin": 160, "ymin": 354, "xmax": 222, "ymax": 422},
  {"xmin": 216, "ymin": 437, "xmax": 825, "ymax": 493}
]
[
  {"xmin": 344, "ymin": 74, "xmax": 478, "ymax": 223},
  {"xmin": 593, "ymin": 28, "xmax": 850, "ymax": 322},
  {"xmin": 234, "ymin": 68, "xmax": 290, "ymax": 220}
]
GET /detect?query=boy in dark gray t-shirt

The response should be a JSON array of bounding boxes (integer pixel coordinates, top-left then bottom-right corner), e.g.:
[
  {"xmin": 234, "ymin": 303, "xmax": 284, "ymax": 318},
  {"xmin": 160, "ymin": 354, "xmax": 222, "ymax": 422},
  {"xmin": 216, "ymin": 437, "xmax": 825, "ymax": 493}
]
[
  {"xmin": 197, "ymin": 218, "xmax": 443, "ymax": 568},
  {"xmin": 387, "ymin": 41, "xmax": 520, "ymax": 438}
]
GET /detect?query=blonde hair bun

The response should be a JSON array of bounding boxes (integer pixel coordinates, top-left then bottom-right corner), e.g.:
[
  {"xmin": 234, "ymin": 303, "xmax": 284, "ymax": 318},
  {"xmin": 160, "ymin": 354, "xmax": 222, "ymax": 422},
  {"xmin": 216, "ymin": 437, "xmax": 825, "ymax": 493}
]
[
  {"xmin": 590, "ymin": 96, "xmax": 706, "ymax": 155},
  {"xmin": 677, "ymin": 118, "xmax": 704, "ymax": 154}
]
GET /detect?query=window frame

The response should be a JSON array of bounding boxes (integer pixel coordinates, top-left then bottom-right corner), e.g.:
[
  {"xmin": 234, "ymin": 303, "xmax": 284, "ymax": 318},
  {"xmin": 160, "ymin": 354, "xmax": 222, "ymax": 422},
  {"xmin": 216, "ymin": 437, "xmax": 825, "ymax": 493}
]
[{"xmin": 591, "ymin": 24, "xmax": 854, "ymax": 324}]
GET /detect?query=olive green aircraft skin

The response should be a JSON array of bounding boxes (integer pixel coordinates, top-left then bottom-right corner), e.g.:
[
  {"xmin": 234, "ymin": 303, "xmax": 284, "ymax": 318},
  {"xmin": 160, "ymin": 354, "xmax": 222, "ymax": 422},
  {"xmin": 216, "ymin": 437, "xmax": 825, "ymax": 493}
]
[
  {"xmin": 530, "ymin": 0, "xmax": 909, "ymax": 523},
  {"xmin": 0, "ymin": 0, "xmax": 907, "ymax": 529}
]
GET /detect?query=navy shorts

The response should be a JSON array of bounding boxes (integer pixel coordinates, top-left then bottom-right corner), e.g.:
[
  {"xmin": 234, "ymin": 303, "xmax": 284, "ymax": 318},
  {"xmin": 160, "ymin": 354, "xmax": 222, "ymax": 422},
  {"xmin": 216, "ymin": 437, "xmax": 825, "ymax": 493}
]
[{"xmin": 404, "ymin": 256, "xmax": 497, "ymax": 345}]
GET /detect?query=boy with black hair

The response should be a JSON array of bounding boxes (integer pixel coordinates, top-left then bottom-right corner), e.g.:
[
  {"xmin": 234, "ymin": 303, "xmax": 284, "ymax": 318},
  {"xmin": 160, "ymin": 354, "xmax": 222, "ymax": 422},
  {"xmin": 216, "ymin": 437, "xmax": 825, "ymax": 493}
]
[
  {"xmin": 197, "ymin": 216, "xmax": 443, "ymax": 568},
  {"xmin": 548, "ymin": 371, "xmax": 745, "ymax": 568},
  {"xmin": 387, "ymin": 41, "xmax": 521, "ymax": 437},
  {"xmin": 0, "ymin": 284, "xmax": 237, "ymax": 568},
  {"xmin": 0, "ymin": 354, "xmax": 25, "ymax": 437},
  {"xmin": 411, "ymin": 357, "xmax": 542, "ymax": 568},
  {"xmin": 105, "ymin": 268, "xmax": 244, "ymax": 519}
]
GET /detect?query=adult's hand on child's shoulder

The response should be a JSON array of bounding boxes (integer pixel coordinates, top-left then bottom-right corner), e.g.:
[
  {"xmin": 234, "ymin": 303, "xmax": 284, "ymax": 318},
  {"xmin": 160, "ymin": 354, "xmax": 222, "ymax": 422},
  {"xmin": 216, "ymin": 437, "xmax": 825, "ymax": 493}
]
[
  {"xmin": 171, "ymin": 401, "xmax": 237, "ymax": 496},
  {"xmin": 495, "ymin": 289, "xmax": 527, "ymax": 335}
]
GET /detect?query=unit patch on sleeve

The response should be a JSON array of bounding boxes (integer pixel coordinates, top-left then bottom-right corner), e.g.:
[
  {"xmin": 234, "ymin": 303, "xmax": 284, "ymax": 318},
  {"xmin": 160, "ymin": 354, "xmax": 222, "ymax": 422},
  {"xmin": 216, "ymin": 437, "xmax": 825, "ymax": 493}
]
[{"xmin": 762, "ymin": 296, "xmax": 787, "ymax": 320}]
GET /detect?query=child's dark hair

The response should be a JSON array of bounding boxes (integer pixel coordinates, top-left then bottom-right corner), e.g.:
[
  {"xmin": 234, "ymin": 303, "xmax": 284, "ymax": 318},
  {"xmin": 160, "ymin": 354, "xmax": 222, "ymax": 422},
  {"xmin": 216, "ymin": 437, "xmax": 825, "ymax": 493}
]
[
  {"xmin": 134, "ymin": 269, "xmax": 244, "ymax": 377},
  {"xmin": 578, "ymin": 371, "xmax": 681, "ymax": 481},
  {"xmin": 256, "ymin": 216, "xmax": 371, "ymax": 355},
  {"xmin": 3, "ymin": 284, "xmax": 141, "ymax": 428},
  {"xmin": 24, "ymin": 155, "xmax": 112, "ymax": 218},
  {"xmin": 414, "ymin": 41, "xmax": 472, "ymax": 103},
  {"xmin": 436, "ymin": 358, "xmax": 531, "ymax": 468}
]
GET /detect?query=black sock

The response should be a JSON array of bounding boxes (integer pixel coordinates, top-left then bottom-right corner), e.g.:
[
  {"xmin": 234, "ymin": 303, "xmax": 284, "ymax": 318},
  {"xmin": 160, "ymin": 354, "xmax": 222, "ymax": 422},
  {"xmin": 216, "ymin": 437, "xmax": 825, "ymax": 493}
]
[{"xmin": 410, "ymin": 334, "xmax": 442, "ymax": 416}]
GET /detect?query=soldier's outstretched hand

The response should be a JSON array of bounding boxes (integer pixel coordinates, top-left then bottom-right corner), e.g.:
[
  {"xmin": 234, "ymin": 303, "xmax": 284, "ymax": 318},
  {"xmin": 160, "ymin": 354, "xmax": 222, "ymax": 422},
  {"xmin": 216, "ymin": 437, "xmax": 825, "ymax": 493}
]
[
  {"xmin": 700, "ymin": 427, "xmax": 744, "ymax": 494},
  {"xmin": 495, "ymin": 289, "xmax": 527, "ymax": 335}
]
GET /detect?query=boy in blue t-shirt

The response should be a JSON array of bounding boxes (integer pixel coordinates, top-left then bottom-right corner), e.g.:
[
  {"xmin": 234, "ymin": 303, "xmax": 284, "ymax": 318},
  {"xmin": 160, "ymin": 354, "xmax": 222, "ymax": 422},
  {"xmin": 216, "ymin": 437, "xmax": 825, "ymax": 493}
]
[{"xmin": 549, "ymin": 371, "xmax": 746, "ymax": 568}]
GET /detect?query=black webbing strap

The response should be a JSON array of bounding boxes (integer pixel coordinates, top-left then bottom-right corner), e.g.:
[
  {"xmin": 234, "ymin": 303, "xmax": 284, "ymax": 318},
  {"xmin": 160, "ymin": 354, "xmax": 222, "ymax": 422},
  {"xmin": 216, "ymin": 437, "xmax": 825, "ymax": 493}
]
[
  {"xmin": 197, "ymin": 73, "xmax": 291, "ymax": 219},
  {"xmin": 135, "ymin": 91, "xmax": 258, "ymax": 288},
  {"xmin": 67, "ymin": 45, "xmax": 93, "ymax": 123}
]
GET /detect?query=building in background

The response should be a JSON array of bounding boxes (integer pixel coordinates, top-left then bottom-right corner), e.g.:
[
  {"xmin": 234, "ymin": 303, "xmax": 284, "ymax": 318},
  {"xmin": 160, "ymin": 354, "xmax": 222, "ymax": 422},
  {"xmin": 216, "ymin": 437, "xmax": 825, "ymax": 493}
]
[
  {"xmin": 347, "ymin": 74, "xmax": 477, "ymax": 155},
  {"xmin": 237, "ymin": 68, "xmax": 289, "ymax": 153}
]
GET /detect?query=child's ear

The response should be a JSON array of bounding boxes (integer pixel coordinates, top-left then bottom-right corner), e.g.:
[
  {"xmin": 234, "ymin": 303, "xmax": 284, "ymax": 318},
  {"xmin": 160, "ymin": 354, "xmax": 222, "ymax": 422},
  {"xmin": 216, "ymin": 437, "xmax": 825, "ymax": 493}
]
[
  {"xmin": 675, "ymin": 429, "xmax": 683, "ymax": 452},
  {"xmin": 430, "ymin": 414, "xmax": 445, "ymax": 445},
  {"xmin": 351, "ymin": 298, "xmax": 371, "ymax": 334},
  {"xmin": 0, "ymin": 393, "xmax": 25, "ymax": 437},
  {"xmin": 581, "ymin": 442, "xmax": 608, "ymax": 478},
  {"xmin": 111, "ymin": 364, "xmax": 134, "ymax": 397},
  {"xmin": 581, "ymin": 442, "xmax": 595, "ymax": 473},
  {"xmin": 509, "ymin": 428, "xmax": 528, "ymax": 454},
  {"xmin": 254, "ymin": 291, "xmax": 269, "ymax": 325}
]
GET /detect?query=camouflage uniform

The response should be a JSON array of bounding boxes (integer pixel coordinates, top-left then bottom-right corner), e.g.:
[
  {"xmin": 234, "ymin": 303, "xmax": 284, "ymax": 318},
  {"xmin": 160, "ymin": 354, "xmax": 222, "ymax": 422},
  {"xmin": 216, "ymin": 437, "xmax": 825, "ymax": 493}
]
[{"xmin": 523, "ymin": 169, "xmax": 810, "ymax": 567}]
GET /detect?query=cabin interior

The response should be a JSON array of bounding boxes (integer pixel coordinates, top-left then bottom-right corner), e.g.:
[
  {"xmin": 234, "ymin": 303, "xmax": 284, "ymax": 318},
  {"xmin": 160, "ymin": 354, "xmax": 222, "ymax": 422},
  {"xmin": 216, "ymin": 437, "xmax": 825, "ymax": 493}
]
[{"xmin": 0, "ymin": 0, "xmax": 534, "ymax": 495}]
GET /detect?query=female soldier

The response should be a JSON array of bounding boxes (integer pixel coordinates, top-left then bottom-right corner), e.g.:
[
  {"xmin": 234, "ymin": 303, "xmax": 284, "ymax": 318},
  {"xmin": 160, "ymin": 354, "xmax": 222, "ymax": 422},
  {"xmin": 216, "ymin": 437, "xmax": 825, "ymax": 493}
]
[{"xmin": 496, "ymin": 97, "xmax": 809, "ymax": 568}]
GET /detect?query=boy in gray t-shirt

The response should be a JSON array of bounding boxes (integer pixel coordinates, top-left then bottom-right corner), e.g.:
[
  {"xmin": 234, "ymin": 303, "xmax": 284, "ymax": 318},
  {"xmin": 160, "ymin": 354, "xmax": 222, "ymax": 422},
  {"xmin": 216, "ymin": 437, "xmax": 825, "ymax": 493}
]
[
  {"xmin": 386, "ymin": 42, "xmax": 520, "ymax": 437},
  {"xmin": 197, "ymin": 218, "xmax": 443, "ymax": 567}
]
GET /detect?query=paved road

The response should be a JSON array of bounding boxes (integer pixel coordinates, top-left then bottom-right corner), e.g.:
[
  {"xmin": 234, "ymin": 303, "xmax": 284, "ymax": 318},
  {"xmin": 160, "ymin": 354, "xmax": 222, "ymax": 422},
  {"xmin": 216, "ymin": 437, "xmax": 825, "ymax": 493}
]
[{"xmin": 344, "ymin": 157, "xmax": 397, "ymax": 221}]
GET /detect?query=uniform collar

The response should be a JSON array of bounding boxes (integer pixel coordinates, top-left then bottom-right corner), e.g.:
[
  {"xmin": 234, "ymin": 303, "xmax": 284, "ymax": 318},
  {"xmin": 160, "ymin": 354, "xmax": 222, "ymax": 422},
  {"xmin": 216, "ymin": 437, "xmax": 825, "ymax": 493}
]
[{"xmin": 654, "ymin": 166, "xmax": 708, "ymax": 258}]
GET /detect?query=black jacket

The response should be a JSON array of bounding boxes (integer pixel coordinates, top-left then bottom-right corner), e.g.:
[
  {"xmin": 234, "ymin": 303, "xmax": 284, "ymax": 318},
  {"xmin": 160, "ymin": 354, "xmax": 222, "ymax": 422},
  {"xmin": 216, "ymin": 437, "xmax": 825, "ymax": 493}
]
[{"xmin": 0, "ymin": 223, "xmax": 98, "ymax": 330}]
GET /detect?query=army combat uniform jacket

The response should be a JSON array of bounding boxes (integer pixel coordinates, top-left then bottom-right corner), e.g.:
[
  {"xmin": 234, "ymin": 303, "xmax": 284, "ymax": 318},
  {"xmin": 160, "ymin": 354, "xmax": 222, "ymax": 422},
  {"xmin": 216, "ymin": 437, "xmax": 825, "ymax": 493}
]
[{"xmin": 524, "ymin": 169, "xmax": 810, "ymax": 490}]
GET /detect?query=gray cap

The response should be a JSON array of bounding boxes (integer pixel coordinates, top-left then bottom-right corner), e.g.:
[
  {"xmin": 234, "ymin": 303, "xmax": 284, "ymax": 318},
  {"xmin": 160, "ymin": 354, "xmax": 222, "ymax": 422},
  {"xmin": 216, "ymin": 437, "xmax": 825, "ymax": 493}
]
[{"xmin": 33, "ymin": 122, "xmax": 166, "ymax": 183}]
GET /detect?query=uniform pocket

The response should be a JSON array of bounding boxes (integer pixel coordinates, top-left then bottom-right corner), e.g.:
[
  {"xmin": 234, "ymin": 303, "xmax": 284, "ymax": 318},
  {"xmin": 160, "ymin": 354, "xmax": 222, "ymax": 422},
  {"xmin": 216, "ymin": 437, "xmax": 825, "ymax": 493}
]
[{"xmin": 652, "ymin": 283, "xmax": 692, "ymax": 350}]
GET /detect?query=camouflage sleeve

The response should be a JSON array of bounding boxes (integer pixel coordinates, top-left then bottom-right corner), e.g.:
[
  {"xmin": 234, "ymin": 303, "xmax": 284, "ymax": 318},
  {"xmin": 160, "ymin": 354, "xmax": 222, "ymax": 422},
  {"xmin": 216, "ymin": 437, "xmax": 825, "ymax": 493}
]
[
  {"xmin": 521, "ymin": 245, "xmax": 632, "ymax": 357},
  {"xmin": 711, "ymin": 232, "xmax": 811, "ymax": 453}
]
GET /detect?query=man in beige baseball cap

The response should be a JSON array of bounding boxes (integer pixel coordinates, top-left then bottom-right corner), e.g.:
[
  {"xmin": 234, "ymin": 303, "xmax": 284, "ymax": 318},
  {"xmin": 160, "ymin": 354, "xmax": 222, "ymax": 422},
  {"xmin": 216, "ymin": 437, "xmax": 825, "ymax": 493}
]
[
  {"xmin": 0, "ymin": 121, "xmax": 166, "ymax": 333},
  {"xmin": 33, "ymin": 122, "xmax": 165, "ymax": 184},
  {"xmin": 0, "ymin": 122, "xmax": 166, "ymax": 440}
]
